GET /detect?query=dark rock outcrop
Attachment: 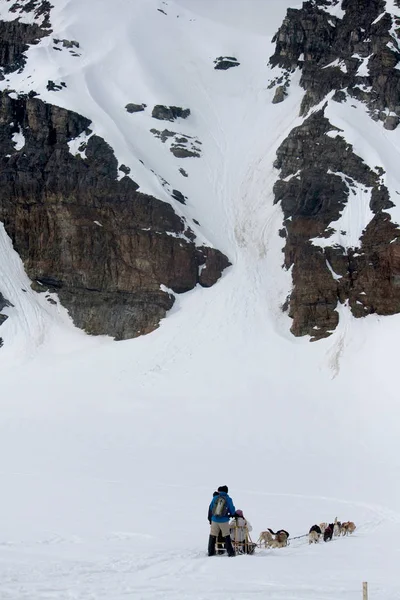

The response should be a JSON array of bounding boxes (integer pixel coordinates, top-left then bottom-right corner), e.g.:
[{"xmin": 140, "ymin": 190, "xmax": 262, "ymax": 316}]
[
  {"xmin": 46, "ymin": 80, "xmax": 66, "ymax": 91},
  {"xmin": 0, "ymin": 291, "xmax": 13, "ymax": 347},
  {"xmin": 170, "ymin": 145, "xmax": 200, "ymax": 158},
  {"xmin": 53, "ymin": 38, "xmax": 79, "ymax": 49},
  {"xmin": 125, "ymin": 103, "xmax": 146, "ymax": 113},
  {"xmin": 152, "ymin": 105, "xmax": 190, "ymax": 121},
  {"xmin": 272, "ymin": 85, "xmax": 287, "ymax": 104},
  {"xmin": 171, "ymin": 189, "xmax": 187, "ymax": 204},
  {"xmin": 214, "ymin": 56, "xmax": 240, "ymax": 70},
  {"xmin": 0, "ymin": 18, "xmax": 49, "ymax": 76},
  {"xmin": 150, "ymin": 128, "xmax": 202, "ymax": 158},
  {"xmin": 0, "ymin": 291, "xmax": 12, "ymax": 322},
  {"xmin": 53, "ymin": 37, "xmax": 81, "ymax": 57},
  {"xmin": 273, "ymin": 106, "xmax": 400, "ymax": 339},
  {"xmin": 0, "ymin": 92, "xmax": 230, "ymax": 340}
]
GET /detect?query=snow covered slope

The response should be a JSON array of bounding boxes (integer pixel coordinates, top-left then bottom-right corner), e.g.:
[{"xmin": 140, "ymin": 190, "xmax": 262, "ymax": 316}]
[{"xmin": 1, "ymin": 1, "xmax": 400, "ymax": 599}]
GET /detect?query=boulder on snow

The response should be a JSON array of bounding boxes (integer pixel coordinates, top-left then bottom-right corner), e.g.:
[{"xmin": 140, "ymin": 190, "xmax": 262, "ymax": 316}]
[
  {"xmin": 214, "ymin": 56, "xmax": 240, "ymax": 70},
  {"xmin": 384, "ymin": 115, "xmax": 399, "ymax": 130},
  {"xmin": 152, "ymin": 105, "xmax": 190, "ymax": 121},
  {"xmin": 125, "ymin": 103, "xmax": 146, "ymax": 113},
  {"xmin": 272, "ymin": 85, "xmax": 287, "ymax": 104}
]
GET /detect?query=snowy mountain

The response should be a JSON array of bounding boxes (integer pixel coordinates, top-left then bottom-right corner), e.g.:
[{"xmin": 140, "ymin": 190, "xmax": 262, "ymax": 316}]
[{"xmin": 0, "ymin": 1, "xmax": 400, "ymax": 599}]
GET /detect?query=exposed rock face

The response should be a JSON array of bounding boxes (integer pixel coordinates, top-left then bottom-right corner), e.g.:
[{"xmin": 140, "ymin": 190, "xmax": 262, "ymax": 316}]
[
  {"xmin": 0, "ymin": 92, "xmax": 230, "ymax": 340},
  {"xmin": 269, "ymin": 0, "xmax": 400, "ymax": 339},
  {"xmin": 274, "ymin": 109, "xmax": 400, "ymax": 338},
  {"xmin": 151, "ymin": 105, "xmax": 190, "ymax": 121},
  {"xmin": 270, "ymin": 0, "xmax": 400, "ymax": 120},
  {"xmin": 0, "ymin": 15, "xmax": 49, "ymax": 76}
]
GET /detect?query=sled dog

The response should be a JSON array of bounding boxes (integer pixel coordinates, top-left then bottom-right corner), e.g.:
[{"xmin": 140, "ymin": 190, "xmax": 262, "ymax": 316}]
[
  {"xmin": 258, "ymin": 529, "xmax": 289, "ymax": 548},
  {"xmin": 258, "ymin": 530, "xmax": 274, "ymax": 548},
  {"xmin": 268, "ymin": 528, "xmax": 289, "ymax": 548},
  {"xmin": 324, "ymin": 524, "xmax": 334, "ymax": 542},
  {"xmin": 341, "ymin": 521, "xmax": 356, "ymax": 535},
  {"xmin": 333, "ymin": 517, "xmax": 341, "ymax": 537},
  {"xmin": 308, "ymin": 525, "xmax": 321, "ymax": 544}
]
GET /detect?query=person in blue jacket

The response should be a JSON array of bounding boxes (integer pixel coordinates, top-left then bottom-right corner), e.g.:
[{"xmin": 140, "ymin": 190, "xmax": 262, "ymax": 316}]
[{"xmin": 208, "ymin": 485, "xmax": 236, "ymax": 556}]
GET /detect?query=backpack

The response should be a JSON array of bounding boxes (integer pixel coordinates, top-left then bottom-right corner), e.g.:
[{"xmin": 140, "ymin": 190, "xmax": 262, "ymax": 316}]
[{"xmin": 212, "ymin": 495, "xmax": 228, "ymax": 518}]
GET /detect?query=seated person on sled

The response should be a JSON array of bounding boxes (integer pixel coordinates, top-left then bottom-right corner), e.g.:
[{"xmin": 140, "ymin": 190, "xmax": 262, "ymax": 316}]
[{"xmin": 230, "ymin": 510, "xmax": 256, "ymax": 554}]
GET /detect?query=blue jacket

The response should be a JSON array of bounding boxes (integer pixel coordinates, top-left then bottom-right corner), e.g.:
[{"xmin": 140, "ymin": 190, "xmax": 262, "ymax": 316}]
[{"xmin": 209, "ymin": 492, "xmax": 236, "ymax": 523}]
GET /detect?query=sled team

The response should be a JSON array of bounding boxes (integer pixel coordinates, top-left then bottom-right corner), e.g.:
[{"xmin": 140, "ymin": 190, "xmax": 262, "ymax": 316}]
[
  {"xmin": 208, "ymin": 486, "xmax": 356, "ymax": 557},
  {"xmin": 208, "ymin": 486, "xmax": 254, "ymax": 556},
  {"xmin": 308, "ymin": 518, "xmax": 356, "ymax": 544}
]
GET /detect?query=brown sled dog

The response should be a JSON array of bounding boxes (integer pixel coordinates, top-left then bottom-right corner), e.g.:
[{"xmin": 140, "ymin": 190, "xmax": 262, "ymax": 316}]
[
  {"xmin": 341, "ymin": 521, "xmax": 356, "ymax": 535},
  {"xmin": 324, "ymin": 523, "xmax": 334, "ymax": 542}
]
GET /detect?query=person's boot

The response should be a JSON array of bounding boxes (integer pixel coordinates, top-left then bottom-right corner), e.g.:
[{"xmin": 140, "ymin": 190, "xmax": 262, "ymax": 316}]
[
  {"xmin": 208, "ymin": 535, "xmax": 217, "ymax": 556},
  {"xmin": 224, "ymin": 535, "xmax": 235, "ymax": 557}
]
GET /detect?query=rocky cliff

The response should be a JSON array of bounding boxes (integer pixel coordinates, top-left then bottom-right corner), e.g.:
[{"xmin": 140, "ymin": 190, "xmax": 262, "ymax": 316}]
[
  {"xmin": 0, "ymin": 2, "xmax": 230, "ymax": 341},
  {"xmin": 269, "ymin": 0, "xmax": 400, "ymax": 339}
]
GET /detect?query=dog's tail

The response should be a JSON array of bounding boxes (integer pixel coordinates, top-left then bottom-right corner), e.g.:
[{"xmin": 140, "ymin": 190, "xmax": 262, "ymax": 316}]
[{"xmin": 268, "ymin": 528, "xmax": 289, "ymax": 538}]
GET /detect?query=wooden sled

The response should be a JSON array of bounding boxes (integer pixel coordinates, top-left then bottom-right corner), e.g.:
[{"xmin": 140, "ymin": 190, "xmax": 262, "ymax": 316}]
[{"xmin": 231, "ymin": 525, "xmax": 256, "ymax": 555}]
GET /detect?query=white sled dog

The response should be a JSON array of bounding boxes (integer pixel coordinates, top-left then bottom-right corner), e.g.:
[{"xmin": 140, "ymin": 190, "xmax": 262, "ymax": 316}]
[
  {"xmin": 258, "ymin": 530, "xmax": 274, "ymax": 548},
  {"xmin": 319, "ymin": 522, "xmax": 327, "ymax": 534},
  {"xmin": 308, "ymin": 525, "xmax": 322, "ymax": 544},
  {"xmin": 333, "ymin": 517, "xmax": 341, "ymax": 537}
]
